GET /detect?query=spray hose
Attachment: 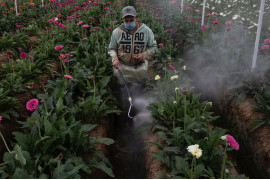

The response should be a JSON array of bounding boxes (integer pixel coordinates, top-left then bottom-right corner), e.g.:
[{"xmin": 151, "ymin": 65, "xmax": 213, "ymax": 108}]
[{"xmin": 116, "ymin": 68, "xmax": 133, "ymax": 118}]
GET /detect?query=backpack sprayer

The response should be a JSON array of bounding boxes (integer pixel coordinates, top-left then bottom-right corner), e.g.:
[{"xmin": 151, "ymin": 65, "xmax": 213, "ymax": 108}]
[{"xmin": 116, "ymin": 68, "xmax": 134, "ymax": 119}]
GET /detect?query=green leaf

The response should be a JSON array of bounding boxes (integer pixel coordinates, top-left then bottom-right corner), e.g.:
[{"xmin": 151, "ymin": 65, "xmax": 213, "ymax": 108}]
[
  {"xmin": 44, "ymin": 119, "xmax": 53, "ymax": 135},
  {"xmin": 175, "ymin": 156, "xmax": 188, "ymax": 171},
  {"xmin": 12, "ymin": 168, "xmax": 33, "ymax": 178},
  {"xmin": 67, "ymin": 164, "xmax": 84, "ymax": 177},
  {"xmin": 56, "ymin": 97, "xmax": 63, "ymax": 113},
  {"xmin": 14, "ymin": 145, "xmax": 26, "ymax": 167},
  {"xmin": 94, "ymin": 137, "xmax": 114, "ymax": 145},
  {"xmin": 92, "ymin": 162, "xmax": 114, "ymax": 177},
  {"xmin": 37, "ymin": 94, "xmax": 48, "ymax": 100}
]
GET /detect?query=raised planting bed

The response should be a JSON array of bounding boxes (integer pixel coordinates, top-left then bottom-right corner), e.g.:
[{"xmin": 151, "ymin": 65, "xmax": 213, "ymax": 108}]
[{"xmin": 220, "ymin": 96, "xmax": 270, "ymax": 178}]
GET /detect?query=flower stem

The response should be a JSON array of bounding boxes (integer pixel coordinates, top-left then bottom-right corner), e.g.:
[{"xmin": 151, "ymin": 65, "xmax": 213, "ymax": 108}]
[
  {"xmin": 184, "ymin": 95, "xmax": 187, "ymax": 132},
  {"xmin": 0, "ymin": 132, "xmax": 11, "ymax": 153},
  {"xmin": 221, "ymin": 144, "xmax": 228, "ymax": 179}
]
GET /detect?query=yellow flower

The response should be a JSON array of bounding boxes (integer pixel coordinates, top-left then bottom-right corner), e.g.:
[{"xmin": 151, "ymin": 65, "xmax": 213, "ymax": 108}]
[
  {"xmin": 187, "ymin": 144, "xmax": 202, "ymax": 159},
  {"xmin": 173, "ymin": 101, "xmax": 177, "ymax": 104},
  {"xmin": 182, "ymin": 65, "xmax": 186, "ymax": 71},
  {"xmin": 155, "ymin": 75, "xmax": 161, "ymax": 80},
  {"xmin": 170, "ymin": 75, "xmax": 179, "ymax": 80}
]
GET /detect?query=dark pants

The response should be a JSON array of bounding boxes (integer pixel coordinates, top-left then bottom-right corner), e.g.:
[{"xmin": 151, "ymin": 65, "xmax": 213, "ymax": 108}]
[{"xmin": 113, "ymin": 79, "xmax": 146, "ymax": 126}]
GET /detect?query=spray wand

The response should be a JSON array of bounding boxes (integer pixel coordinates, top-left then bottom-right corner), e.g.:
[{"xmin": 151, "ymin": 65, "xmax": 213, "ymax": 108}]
[{"xmin": 116, "ymin": 68, "xmax": 133, "ymax": 118}]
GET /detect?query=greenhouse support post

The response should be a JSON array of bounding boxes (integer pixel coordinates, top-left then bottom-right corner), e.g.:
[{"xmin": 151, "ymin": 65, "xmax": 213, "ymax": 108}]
[
  {"xmin": 251, "ymin": 0, "xmax": 266, "ymax": 71},
  {"xmin": 201, "ymin": 0, "xmax": 206, "ymax": 25},
  {"xmin": 181, "ymin": 0, "xmax": 184, "ymax": 13},
  {"xmin": 15, "ymin": 0, "xmax": 18, "ymax": 16},
  {"xmin": 42, "ymin": 0, "xmax": 44, "ymax": 7}
]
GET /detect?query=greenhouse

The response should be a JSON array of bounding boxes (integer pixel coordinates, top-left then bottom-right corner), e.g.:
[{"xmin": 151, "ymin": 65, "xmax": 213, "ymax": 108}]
[{"xmin": 0, "ymin": 0, "xmax": 270, "ymax": 178}]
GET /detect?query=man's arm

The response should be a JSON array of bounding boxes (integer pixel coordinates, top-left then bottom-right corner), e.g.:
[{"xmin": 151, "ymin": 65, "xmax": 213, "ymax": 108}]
[
  {"xmin": 142, "ymin": 28, "xmax": 157, "ymax": 61},
  {"xmin": 108, "ymin": 29, "xmax": 120, "ymax": 68}
]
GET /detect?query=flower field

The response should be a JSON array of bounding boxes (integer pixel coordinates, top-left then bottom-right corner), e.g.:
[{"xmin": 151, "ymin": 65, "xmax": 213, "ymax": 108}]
[{"xmin": 0, "ymin": 0, "xmax": 270, "ymax": 178}]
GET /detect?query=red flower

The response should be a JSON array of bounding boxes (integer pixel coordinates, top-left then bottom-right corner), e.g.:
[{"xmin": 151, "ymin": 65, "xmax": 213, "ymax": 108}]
[
  {"xmin": 166, "ymin": 29, "xmax": 173, "ymax": 33},
  {"xmin": 20, "ymin": 52, "xmax": 27, "ymax": 58},
  {"xmin": 6, "ymin": 52, "xmax": 12, "ymax": 56},
  {"xmin": 181, "ymin": 90, "xmax": 188, "ymax": 94}
]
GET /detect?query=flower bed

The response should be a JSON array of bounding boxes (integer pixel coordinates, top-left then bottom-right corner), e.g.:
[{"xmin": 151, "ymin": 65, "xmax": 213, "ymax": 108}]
[{"xmin": 220, "ymin": 96, "xmax": 270, "ymax": 178}]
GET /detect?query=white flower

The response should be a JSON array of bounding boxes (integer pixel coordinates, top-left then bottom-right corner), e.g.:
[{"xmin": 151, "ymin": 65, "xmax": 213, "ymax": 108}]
[
  {"xmin": 175, "ymin": 87, "xmax": 179, "ymax": 91},
  {"xmin": 187, "ymin": 144, "xmax": 202, "ymax": 159},
  {"xmin": 173, "ymin": 101, "xmax": 177, "ymax": 104},
  {"xmin": 225, "ymin": 169, "xmax": 230, "ymax": 174},
  {"xmin": 182, "ymin": 65, "xmax": 186, "ymax": 71},
  {"xmin": 155, "ymin": 75, "xmax": 161, "ymax": 80},
  {"xmin": 220, "ymin": 136, "xmax": 226, "ymax": 140},
  {"xmin": 170, "ymin": 75, "xmax": 179, "ymax": 80},
  {"xmin": 55, "ymin": 17, "xmax": 58, "ymax": 21}
]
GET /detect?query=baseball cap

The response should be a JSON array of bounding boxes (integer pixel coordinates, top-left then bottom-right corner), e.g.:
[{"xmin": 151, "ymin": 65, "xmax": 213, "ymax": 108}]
[{"xmin": 121, "ymin": 6, "xmax": 136, "ymax": 18}]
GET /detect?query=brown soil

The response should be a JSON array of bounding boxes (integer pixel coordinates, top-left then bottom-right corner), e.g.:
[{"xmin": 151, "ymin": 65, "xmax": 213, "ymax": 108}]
[
  {"xmin": 27, "ymin": 36, "xmax": 41, "ymax": 49},
  {"xmin": 0, "ymin": 52, "xmax": 9, "ymax": 68},
  {"xmin": 221, "ymin": 96, "xmax": 270, "ymax": 178},
  {"xmin": 145, "ymin": 133, "xmax": 167, "ymax": 179}
]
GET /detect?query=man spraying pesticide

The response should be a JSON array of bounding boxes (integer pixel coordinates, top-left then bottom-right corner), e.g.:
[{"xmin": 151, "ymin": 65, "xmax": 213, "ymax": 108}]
[{"xmin": 108, "ymin": 6, "xmax": 157, "ymax": 118}]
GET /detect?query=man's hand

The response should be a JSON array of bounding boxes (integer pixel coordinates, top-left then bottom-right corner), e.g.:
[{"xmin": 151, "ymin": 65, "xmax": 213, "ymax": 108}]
[
  {"xmin": 112, "ymin": 59, "xmax": 120, "ymax": 68},
  {"xmin": 134, "ymin": 53, "xmax": 143, "ymax": 61}
]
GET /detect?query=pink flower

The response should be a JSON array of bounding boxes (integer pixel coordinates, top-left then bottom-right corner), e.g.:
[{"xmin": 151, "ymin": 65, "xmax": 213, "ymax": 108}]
[
  {"xmin": 225, "ymin": 135, "xmax": 239, "ymax": 150},
  {"xmin": 29, "ymin": 84, "xmax": 34, "ymax": 88},
  {"xmin": 225, "ymin": 27, "xmax": 232, "ymax": 31},
  {"xmin": 77, "ymin": 21, "xmax": 83, "ymax": 25},
  {"xmin": 93, "ymin": 26, "xmax": 101, "ymax": 30},
  {"xmin": 59, "ymin": 54, "xmax": 65, "ymax": 59},
  {"xmin": 55, "ymin": 45, "xmax": 63, "ymax": 50},
  {"xmin": 104, "ymin": 7, "xmax": 109, "ymax": 10},
  {"xmin": 29, "ymin": 55, "xmax": 34, "ymax": 59},
  {"xmin": 108, "ymin": 27, "xmax": 112, "ymax": 31},
  {"xmin": 16, "ymin": 25, "xmax": 23, "ymax": 28},
  {"xmin": 0, "ymin": 115, "xmax": 2, "ymax": 122},
  {"xmin": 206, "ymin": 13, "xmax": 211, "ymax": 17},
  {"xmin": 185, "ymin": 16, "xmax": 189, "ymax": 20},
  {"xmin": 213, "ymin": 12, "xmax": 218, "ymax": 16},
  {"xmin": 57, "ymin": 14, "xmax": 61, "ymax": 17},
  {"xmin": 82, "ymin": 25, "xmax": 89, "ymax": 28},
  {"xmin": 64, "ymin": 75, "xmax": 73, "ymax": 79},
  {"xmin": 225, "ymin": 21, "xmax": 231, "ymax": 25},
  {"xmin": 201, "ymin": 25, "xmax": 207, "ymax": 29},
  {"xmin": 64, "ymin": 59, "xmax": 68, "ymax": 63},
  {"xmin": 155, "ymin": 14, "xmax": 159, "ymax": 17},
  {"xmin": 264, "ymin": 39, "xmax": 270, "ymax": 43},
  {"xmin": 185, "ymin": 7, "xmax": 190, "ymax": 10},
  {"xmin": 80, "ymin": 38, "xmax": 87, "ymax": 41},
  {"xmin": 20, "ymin": 52, "xmax": 27, "ymax": 58},
  {"xmin": 169, "ymin": 65, "xmax": 175, "ymax": 70},
  {"xmin": 53, "ymin": 21, "xmax": 58, "ymax": 24},
  {"xmin": 261, "ymin": 45, "xmax": 269, "ymax": 50},
  {"xmin": 242, "ymin": 25, "xmax": 249, "ymax": 29},
  {"xmin": 166, "ymin": 29, "xmax": 173, "ymax": 33},
  {"xmin": 26, "ymin": 99, "xmax": 39, "ymax": 111},
  {"xmin": 195, "ymin": 9, "xmax": 200, "ymax": 12},
  {"xmin": 159, "ymin": 43, "xmax": 163, "ymax": 46},
  {"xmin": 212, "ymin": 20, "xmax": 219, "ymax": 24},
  {"xmin": 170, "ymin": 1, "xmax": 176, "ymax": 4},
  {"xmin": 136, "ymin": 2, "xmax": 140, "ymax": 5}
]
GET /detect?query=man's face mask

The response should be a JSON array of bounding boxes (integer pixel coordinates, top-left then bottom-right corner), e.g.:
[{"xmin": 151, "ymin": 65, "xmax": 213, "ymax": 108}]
[{"xmin": 124, "ymin": 22, "xmax": 136, "ymax": 30}]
